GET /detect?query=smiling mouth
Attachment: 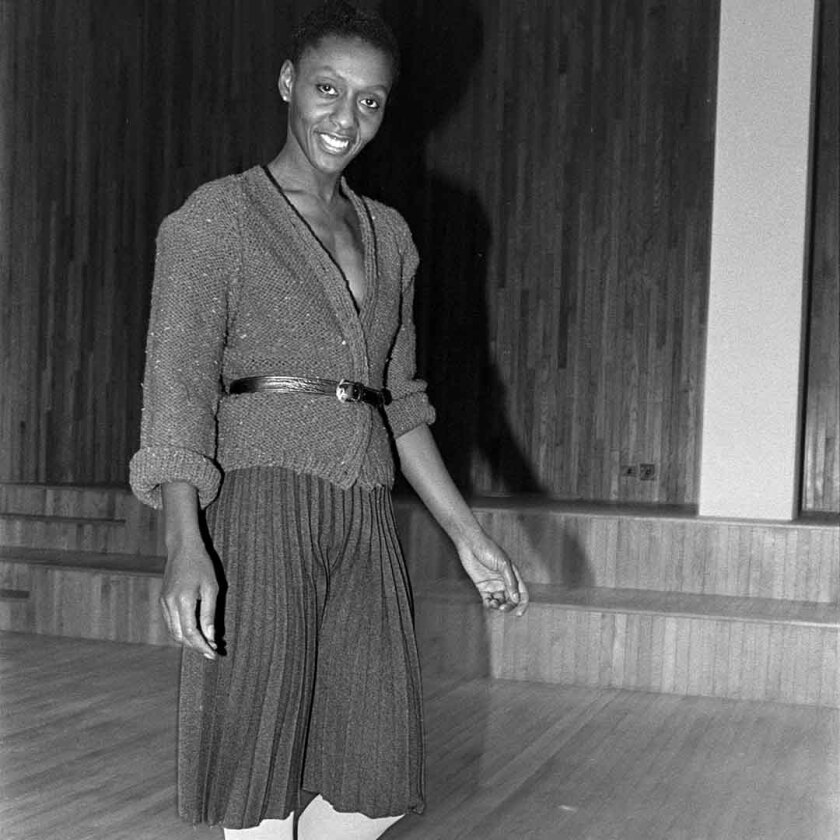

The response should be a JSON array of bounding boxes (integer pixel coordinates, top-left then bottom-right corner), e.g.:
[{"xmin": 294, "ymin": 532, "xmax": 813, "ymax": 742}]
[{"xmin": 318, "ymin": 132, "xmax": 354, "ymax": 154}]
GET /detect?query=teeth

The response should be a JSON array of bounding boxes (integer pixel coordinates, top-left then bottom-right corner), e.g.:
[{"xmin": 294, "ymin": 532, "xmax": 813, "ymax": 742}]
[{"xmin": 320, "ymin": 133, "xmax": 351, "ymax": 153}]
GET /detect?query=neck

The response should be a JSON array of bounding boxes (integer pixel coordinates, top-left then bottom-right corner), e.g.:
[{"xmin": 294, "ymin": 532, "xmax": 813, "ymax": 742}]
[{"xmin": 267, "ymin": 150, "xmax": 343, "ymax": 205}]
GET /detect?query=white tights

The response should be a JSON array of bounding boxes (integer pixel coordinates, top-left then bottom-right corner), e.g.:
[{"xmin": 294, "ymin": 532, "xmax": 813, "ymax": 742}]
[
  {"xmin": 222, "ymin": 795, "xmax": 404, "ymax": 840},
  {"xmin": 223, "ymin": 816, "xmax": 295, "ymax": 840}
]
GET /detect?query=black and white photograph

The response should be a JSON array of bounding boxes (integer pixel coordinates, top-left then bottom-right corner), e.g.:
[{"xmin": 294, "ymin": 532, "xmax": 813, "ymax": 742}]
[{"xmin": 0, "ymin": 0, "xmax": 838, "ymax": 838}]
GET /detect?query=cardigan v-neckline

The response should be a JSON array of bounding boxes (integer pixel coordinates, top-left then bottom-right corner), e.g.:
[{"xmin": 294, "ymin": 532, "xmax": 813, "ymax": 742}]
[{"xmin": 260, "ymin": 165, "xmax": 376, "ymax": 321}]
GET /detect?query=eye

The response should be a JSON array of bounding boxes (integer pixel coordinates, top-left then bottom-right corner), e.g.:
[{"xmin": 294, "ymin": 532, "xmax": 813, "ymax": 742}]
[
  {"xmin": 317, "ymin": 83, "xmax": 337, "ymax": 96},
  {"xmin": 360, "ymin": 96, "xmax": 383, "ymax": 111}
]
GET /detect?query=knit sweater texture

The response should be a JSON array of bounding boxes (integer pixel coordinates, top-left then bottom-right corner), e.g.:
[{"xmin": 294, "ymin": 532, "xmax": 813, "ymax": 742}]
[{"xmin": 130, "ymin": 166, "xmax": 435, "ymax": 509}]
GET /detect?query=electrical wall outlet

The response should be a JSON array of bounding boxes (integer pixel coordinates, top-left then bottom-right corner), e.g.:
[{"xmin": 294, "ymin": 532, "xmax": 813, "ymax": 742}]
[{"xmin": 639, "ymin": 463, "xmax": 657, "ymax": 481}]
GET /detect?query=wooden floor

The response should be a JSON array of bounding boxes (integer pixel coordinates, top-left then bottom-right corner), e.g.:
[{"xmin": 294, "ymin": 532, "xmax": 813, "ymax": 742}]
[{"xmin": 1, "ymin": 633, "xmax": 838, "ymax": 840}]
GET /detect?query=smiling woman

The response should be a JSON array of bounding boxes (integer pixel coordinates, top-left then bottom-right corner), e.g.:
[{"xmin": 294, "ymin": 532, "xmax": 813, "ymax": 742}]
[
  {"xmin": 272, "ymin": 34, "xmax": 394, "ymax": 308},
  {"xmin": 128, "ymin": 2, "xmax": 529, "ymax": 839},
  {"xmin": 278, "ymin": 36, "xmax": 391, "ymax": 183}
]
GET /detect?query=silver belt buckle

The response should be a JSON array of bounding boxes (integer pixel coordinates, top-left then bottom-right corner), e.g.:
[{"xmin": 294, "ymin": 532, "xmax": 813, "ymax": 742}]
[{"xmin": 336, "ymin": 378, "xmax": 363, "ymax": 403}]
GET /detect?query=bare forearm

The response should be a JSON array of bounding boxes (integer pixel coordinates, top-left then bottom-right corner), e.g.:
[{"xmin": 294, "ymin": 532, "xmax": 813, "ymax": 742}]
[
  {"xmin": 396, "ymin": 424, "xmax": 529, "ymax": 614},
  {"xmin": 395, "ymin": 424, "xmax": 482, "ymax": 549},
  {"xmin": 161, "ymin": 482, "xmax": 204, "ymax": 551},
  {"xmin": 159, "ymin": 481, "xmax": 219, "ymax": 657}
]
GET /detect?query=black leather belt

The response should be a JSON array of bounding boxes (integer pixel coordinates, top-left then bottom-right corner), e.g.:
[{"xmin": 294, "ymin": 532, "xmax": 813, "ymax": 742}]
[{"xmin": 228, "ymin": 375, "xmax": 390, "ymax": 408}]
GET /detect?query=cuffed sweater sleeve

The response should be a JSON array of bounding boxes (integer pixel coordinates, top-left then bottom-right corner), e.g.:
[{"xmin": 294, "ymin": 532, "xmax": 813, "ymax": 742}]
[
  {"xmin": 384, "ymin": 223, "xmax": 436, "ymax": 439},
  {"xmin": 129, "ymin": 185, "xmax": 238, "ymax": 509}
]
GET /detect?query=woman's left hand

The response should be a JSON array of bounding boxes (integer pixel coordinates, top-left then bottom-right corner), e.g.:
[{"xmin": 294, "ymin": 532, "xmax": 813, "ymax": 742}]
[
  {"xmin": 456, "ymin": 534, "xmax": 529, "ymax": 617},
  {"xmin": 393, "ymin": 425, "xmax": 529, "ymax": 617}
]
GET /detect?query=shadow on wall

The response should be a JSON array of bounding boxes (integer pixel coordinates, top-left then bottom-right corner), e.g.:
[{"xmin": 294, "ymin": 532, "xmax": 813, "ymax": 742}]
[
  {"xmin": 349, "ymin": 6, "xmax": 560, "ymax": 820},
  {"xmin": 560, "ymin": 530, "xmax": 594, "ymax": 589},
  {"xmin": 351, "ymin": 0, "xmax": 544, "ymax": 499},
  {"xmin": 352, "ymin": 0, "xmax": 596, "ymax": 592}
]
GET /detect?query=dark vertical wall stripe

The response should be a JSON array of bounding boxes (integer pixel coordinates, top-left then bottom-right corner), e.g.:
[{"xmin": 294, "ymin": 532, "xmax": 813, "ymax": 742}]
[{"xmin": 803, "ymin": 0, "xmax": 840, "ymax": 514}]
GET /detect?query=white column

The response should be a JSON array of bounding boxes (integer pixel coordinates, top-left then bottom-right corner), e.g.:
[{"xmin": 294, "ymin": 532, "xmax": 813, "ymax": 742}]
[{"xmin": 698, "ymin": 0, "xmax": 817, "ymax": 520}]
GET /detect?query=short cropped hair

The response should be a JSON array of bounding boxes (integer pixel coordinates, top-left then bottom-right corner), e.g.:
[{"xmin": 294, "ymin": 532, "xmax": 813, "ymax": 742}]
[{"xmin": 290, "ymin": 1, "xmax": 401, "ymax": 82}]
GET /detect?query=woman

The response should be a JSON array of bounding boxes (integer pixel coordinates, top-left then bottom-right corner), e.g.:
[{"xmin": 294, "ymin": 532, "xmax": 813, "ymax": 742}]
[{"xmin": 130, "ymin": 3, "xmax": 529, "ymax": 838}]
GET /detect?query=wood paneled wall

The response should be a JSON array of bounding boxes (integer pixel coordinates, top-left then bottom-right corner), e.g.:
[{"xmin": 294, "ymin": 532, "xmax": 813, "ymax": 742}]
[
  {"xmin": 802, "ymin": 0, "xmax": 840, "ymax": 514},
  {"xmin": 357, "ymin": 0, "xmax": 719, "ymax": 504},
  {"xmin": 0, "ymin": 0, "xmax": 836, "ymax": 510},
  {"xmin": 0, "ymin": 0, "xmax": 308, "ymax": 485}
]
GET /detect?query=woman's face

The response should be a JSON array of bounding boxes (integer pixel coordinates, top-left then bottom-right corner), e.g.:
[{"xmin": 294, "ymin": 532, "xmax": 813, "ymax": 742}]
[{"xmin": 279, "ymin": 35, "xmax": 393, "ymax": 179}]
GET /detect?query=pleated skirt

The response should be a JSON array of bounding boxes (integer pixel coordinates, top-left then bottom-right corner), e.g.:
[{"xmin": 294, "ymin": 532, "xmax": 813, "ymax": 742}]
[{"xmin": 176, "ymin": 466, "xmax": 425, "ymax": 829}]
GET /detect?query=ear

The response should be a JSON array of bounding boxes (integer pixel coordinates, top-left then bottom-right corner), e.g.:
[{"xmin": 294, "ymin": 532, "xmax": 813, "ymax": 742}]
[{"xmin": 278, "ymin": 60, "xmax": 295, "ymax": 103}]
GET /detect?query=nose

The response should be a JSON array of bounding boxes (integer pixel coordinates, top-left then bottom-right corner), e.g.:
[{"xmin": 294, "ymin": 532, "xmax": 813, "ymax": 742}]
[{"xmin": 330, "ymin": 95, "xmax": 356, "ymax": 130}]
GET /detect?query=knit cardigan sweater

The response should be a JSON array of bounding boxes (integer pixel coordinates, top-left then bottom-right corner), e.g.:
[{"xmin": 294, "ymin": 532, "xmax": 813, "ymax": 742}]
[{"xmin": 129, "ymin": 166, "xmax": 435, "ymax": 509}]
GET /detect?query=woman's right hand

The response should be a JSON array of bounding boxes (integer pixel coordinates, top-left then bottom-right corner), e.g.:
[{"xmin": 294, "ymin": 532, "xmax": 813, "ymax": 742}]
[
  {"xmin": 160, "ymin": 544, "xmax": 219, "ymax": 659},
  {"xmin": 160, "ymin": 482, "xmax": 220, "ymax": 660}
]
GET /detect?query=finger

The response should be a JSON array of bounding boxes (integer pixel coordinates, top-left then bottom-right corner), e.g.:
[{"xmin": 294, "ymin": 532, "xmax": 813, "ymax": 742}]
[
  {"xmin": 177, "ymin": 595, "xmax": 217, "ymax": 659},
  {"xmin": 160, "ymin": 595, "xmax": 183, "ymax": 644},
  {"xmin": 481, "ymin": 587, "xmax": 504, "ymax": 610},
  {"xmin": 183, "ymin": 626, "xmax": 217, "ymax": 659},
  {"xmin": 499, "ymin": 560, "xmax": 521, "ymax": 604},
  {"xmin": 513, "ymin": 569, "xmax": 530, "ymax": 617},
  {"xmin": 489, "ymin": 590, "xmax": 508, "ymax": 611},
  {"xmin": 182, "ymin": 620, "xmax": 217, "ymax": 659},
  {"xmin": 499, "ymin": 599, "xmax": 515, "ymax": 612},
  {"xmin": 198, "ymin": 584, "xmax": 218, "ymax": 650}
]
